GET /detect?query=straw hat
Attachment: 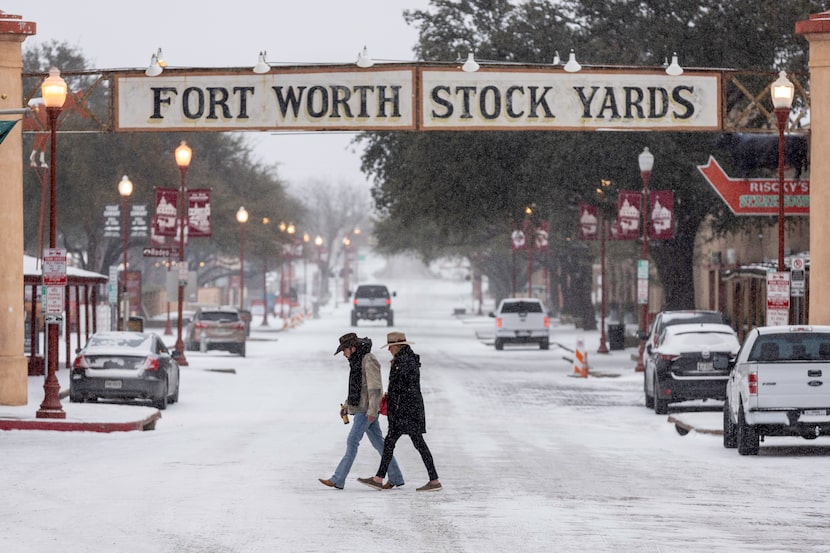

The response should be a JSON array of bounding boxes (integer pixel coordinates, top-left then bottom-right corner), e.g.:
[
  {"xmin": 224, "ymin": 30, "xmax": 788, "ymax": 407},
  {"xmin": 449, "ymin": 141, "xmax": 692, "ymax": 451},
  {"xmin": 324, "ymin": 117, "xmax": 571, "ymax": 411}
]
[{"xmin": 382, "ymin": 331, "xmax": 415, "ymax": 348}]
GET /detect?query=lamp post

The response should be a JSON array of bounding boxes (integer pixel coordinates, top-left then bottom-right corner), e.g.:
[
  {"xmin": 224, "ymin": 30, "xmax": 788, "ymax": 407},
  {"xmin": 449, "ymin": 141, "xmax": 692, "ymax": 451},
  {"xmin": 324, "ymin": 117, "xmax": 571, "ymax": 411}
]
[
  {"xmin": 342, "ymin": 236, "xmax": 351, "ymax": 302},
  {"xmin": 302, "ymin": 232, "xmax": 310, "ymax": 314},
  {"xmin": 117, "ymin": 175, "xmax": 133, "ymax": 331},
  {"xmin": 174, "ymin": 140, "xmax": 192, "ymax": 366},
  {"xmin": 635, "ymin": 147, "xmax": 654, "ymax": 373},
  {"xmin": 236, "ymin": 206, "xmax": 248, "ymax": 311},
  {"xmin": 37, "ymin": 67, "xmax": 67, "ymax": 419},
  {"xmin": 314, "ymin": 235, "xmax": 324, "ymax": 309},
  {"xmin": 524, "ymin": 205, "xmax": 535, "ymax": 297},
  {"xmin": 597, "ymin": 179, "xmax": 612, "ymax": 354},
  {"xmin": 771, "ymin": 71, "xmax": 795, "ymax": 272}
]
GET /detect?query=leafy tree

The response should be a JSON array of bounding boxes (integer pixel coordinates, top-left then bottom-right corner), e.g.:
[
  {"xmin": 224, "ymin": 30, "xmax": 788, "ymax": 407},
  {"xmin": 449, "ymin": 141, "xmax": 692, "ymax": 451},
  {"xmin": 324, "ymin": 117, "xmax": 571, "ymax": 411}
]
[{"xmin": 360, "ymin": 0, "xmax": 829, "ymax": 328}]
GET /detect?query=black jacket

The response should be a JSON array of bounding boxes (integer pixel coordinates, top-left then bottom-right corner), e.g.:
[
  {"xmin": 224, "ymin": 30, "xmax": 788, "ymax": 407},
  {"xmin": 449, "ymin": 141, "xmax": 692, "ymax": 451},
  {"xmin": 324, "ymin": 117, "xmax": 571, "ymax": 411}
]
[{"xmin": 386, "ymin": 345, "xmax": 427, "ymax": 434}]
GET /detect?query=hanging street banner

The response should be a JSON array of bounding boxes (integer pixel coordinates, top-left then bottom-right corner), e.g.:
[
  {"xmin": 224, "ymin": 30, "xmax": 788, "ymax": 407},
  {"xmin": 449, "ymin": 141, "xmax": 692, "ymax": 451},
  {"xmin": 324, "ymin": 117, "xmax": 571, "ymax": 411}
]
[
  {"xmin": 697, "ymin": 156, "xmax": 810, "ymax": 216},
  {"xmin": 115, "ymin": 67, "xmax": 720, "ymax": 133},
  {"xmin": 578, "ymin": 203, "xmax": 598, "ymax": 240},
  {"xmin": 187, "ymin": 189, "xmax": 212, "ymax": 238},
  {"xmin": 649, "ymin": 190, "xmax": 674, "ymax": 240},
  {"xmin": 154, "ymin": 188, "xmax": 178, "ymax": 237}
]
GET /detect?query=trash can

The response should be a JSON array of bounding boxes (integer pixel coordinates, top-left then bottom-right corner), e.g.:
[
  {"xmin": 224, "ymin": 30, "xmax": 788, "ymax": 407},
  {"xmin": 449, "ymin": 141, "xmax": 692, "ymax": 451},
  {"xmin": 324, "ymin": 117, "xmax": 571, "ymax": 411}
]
[
  {"xmin": 127, "ymin": 316, "xmax": 144, "ymax": 332},
  {"xmin": 608, "ymin": 323, "xmax": 625, "ymax": 351}
]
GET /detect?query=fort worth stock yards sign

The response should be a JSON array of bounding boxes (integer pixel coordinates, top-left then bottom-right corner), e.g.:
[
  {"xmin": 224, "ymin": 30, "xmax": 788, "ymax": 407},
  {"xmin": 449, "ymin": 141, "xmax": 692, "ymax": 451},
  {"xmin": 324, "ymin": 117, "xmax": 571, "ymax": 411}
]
[{"xmin": 115, "ymin": 66, "xmax": 721, "ymax": 132}]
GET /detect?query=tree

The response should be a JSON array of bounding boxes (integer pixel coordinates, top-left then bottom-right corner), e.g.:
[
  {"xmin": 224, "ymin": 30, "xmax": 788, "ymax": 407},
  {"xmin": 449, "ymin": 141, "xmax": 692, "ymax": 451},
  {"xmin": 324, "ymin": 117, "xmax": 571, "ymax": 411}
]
[{"xmin": 360, "ymin": 0, "xmax": 829, "ymax": 326}]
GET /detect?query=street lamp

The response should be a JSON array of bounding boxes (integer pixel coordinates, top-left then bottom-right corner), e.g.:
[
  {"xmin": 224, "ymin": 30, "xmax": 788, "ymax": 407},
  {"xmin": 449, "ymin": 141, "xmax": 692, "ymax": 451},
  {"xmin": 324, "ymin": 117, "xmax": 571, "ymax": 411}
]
[
  {"xmin": 37, "ymin": 67, "xmax": 67, "ymax": 419},
  {"xmin": 771, "ymin": 70, "xmax": 795, "ymax": 272},
  {"xmin": 635, "ymin": 147, "xmax": 654, "ymax": 373},
  {"xmin": 597, "ymin": 179, "xmax": 612, "ymax": 354},
  {"xmin": 302, "ymin": 232, "xmax": 310, "ymax": 314},
  {"xmin": 236, "ymin": 206, "xmax": 248, "ymax": 311},
  {"xmin": 117, "ymin": 175, "xmax": 133, "ymax": 331},
  {"xmin": 174, "ymin": 140, "xmax": 192, "ymax": 366},
  {"xmin": 342, "ymin": 236, "xmax": 351, "ymax": 302}
]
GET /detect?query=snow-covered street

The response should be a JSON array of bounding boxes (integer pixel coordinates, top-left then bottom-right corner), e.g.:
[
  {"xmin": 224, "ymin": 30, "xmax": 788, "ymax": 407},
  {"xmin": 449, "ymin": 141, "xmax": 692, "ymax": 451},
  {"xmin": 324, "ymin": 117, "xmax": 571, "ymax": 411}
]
[{"xmin": 2, "ymin": 256, "xmax": 829, "ymax": 553}]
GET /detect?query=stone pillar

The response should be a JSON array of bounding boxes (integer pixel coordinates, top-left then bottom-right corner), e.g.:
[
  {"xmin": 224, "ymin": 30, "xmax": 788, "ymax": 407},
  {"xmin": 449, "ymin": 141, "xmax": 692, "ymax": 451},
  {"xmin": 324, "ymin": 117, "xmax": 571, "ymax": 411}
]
[
  {"xmin": 797, "ymin": 11, "xmax": 830, "ymax": 324},
  {"xmin": 0, "ymin": 11, "xmax": 35, "ymax": 405}
]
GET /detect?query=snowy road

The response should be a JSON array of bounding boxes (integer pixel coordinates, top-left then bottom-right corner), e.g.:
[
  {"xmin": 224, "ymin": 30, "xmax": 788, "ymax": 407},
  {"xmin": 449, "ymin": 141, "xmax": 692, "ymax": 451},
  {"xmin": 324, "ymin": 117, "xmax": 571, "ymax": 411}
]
[{"xmin": 3, "ymin": 259, "xmax": 829, "ymax": 552}]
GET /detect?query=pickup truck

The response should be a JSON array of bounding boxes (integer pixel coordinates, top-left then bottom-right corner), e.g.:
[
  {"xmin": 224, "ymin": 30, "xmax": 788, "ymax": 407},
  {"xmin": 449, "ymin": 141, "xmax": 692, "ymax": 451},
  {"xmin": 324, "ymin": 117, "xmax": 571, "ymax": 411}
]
[
  {"xmin": 490, "ymin": 298, "xmax": 550, "ymax": 350},
  {"xmin": 723, "ymin": 325, "xmax": 830, "ymax": 455}
]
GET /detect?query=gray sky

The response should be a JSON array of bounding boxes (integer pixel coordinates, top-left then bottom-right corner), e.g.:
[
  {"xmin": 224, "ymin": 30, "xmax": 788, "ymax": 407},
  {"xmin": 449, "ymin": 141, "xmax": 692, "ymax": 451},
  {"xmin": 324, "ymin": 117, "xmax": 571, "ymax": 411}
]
[{"xmin": 3, "ymin": 0, "xmax": 430, "ymax": 187}]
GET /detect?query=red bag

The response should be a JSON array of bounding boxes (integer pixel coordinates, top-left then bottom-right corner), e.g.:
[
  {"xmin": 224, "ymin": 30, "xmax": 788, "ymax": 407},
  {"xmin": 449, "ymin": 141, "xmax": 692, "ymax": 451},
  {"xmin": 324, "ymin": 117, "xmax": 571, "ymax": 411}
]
[{"xmin": 379, "ymin": 394, "xmax": 388, "ymax": 416}]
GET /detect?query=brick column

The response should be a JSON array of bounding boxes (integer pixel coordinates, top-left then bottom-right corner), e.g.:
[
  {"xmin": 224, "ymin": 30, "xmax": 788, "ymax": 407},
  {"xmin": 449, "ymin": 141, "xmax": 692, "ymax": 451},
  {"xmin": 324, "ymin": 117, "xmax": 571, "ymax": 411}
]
[
  {"xmin": 0, "ymin": 11, "xmax": 35, "ymax": 405},
  {"xmin": 797, "ymin": 11, "xmax": 830, "ymax": 324}
]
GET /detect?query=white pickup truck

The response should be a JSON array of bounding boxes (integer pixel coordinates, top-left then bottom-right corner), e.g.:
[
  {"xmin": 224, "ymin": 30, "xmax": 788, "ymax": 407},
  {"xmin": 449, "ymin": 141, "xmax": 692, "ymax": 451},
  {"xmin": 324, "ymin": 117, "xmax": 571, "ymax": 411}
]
[
  {"xmin": 723, "ymin": 325, "xmax": 830, "ymax": 455},
  {"xmin": 490, "ymin": 298, "xmax": 550, "ymax": 350}
]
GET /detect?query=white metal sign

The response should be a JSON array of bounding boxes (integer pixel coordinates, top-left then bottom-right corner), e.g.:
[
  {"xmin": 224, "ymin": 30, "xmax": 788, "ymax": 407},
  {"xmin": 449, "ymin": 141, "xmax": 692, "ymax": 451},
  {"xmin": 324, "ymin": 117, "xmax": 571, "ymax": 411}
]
[
  {"xmin": 766, "ymin": 271, "xmax": 791, "ymax": 326},
  {"xmin": 42, "ymin": 248, "xmax": 67, "ymax": 286},
  {"xmin": 44, "ymin": 285, "xmax": 64, "ymax": 315},
  {"xmin": 115, "ymin": 67, "xmax": 720, "ymax": 132}
]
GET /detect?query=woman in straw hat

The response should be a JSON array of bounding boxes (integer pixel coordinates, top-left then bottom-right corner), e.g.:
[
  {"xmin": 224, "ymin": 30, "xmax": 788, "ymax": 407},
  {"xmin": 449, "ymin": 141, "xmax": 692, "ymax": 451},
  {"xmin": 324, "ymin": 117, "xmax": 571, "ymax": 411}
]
[{"xmin": 358, "ymin": 332, "xmax": 442, "ymax": 492}]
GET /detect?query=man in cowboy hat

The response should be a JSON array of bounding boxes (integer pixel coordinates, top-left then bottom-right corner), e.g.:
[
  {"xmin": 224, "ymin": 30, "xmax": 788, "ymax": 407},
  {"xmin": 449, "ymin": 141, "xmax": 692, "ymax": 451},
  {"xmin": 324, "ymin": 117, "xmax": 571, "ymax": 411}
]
[{"xmin": 319, "ymin": 332, "xmax": 405, "ymax": 490}]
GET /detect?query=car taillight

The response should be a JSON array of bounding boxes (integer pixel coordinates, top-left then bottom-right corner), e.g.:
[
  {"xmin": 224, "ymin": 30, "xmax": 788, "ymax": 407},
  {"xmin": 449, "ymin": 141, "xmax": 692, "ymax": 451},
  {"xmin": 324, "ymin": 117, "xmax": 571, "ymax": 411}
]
[
  {"xmin": 72, "ymin": 355, "xmax": 89, "ymax": 369},
  {"xmin": 354, "ymin": 298, "xmax": 358, "ymax": 306},
  {"xmin": 544, "ymin": 316, "xmax": 550, "ymax": 328},
  {"xmin": 233, "ymin": 322, "xmax": 245, "ymax": 330},
  {"xmin": 140, "ymin": 357, "xmax": 160, "ymax": 372},
  {"xmin": 496, "ymin": 317, "xmax": 502, "ymax": 328},
  {"xmin": 386, "ymin": 298, "xmax": 391, "ymax": 306},
  {"xmin": 748, "ymin": 371, "xmax": 758, "ymax": 395},
  {"xmin": 660, "ymin": 354, "xmax": 680, "ymax": 362},
  {"xmin": 194, "ymin": 322, "xmax": 208, "ymax": 329}
]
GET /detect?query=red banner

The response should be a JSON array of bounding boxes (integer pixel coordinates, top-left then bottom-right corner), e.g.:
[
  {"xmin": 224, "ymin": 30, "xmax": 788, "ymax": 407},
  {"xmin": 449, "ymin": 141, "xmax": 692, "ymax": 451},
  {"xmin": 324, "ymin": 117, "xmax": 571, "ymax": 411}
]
[
  {"xmin": 578, "ymin": 203, "xmax": 598, "ymax": 240},
  {"xmin": 617, "ymin": 191, "xmax": 641, "ymax": 240},
  {"xmin": 187, "ymin": 189, "xmax": 212, "ymax": 238},
  {"xmin": 649, "ymin": 190, "xmax": 674, "ymax": 240},
  {"xmin": 154, "ymin": 188, "xmax": 179, "ymax": 237},
  {"xmin": 534, "ymin": 221, "xmax": 550, "ymax": 250},
  {"xmin": 511, "ymin": 222, "xmax": 526, "ymax": 251}
]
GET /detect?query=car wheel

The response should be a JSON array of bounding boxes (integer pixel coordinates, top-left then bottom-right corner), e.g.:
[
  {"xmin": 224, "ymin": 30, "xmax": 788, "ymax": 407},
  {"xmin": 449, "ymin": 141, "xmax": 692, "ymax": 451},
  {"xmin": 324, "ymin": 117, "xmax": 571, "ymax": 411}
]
[
  {"xmin": 69, "ymin": 394, "xmax": 83, "ymax": 403},
  {"xmin": 653, "ymin": 374, "xmax": 669, "ymax": 415},
  {"xmin": 644, "ymin": 373, "xmax": 654, "ymax": 409},
  {"xmin": 239, "ymin": 343, "xmax": 246, "ymax": 358},
  {"xmin": 153, "ymin": 380, "xmax": 169, "ymax": 410},
  {"xmin": 494, "ymin": 338, "xmax": 504, "ymax": 351},
  {"xmin": 737, "ymin": 402, "xmax": 759, "ymax": 455},
  {"xmin": 351, "ymin": 311, "xmax": 358, "ymax": 326},
  {"xmin": 539, "ymin": 338, "xmax": 549, "ymax": 350},
  {"xmin": 387, "ymin": 312, "xmax": 394, "ymax": 327},
  {"xmin": 723, "ymin": 398, "xmax": 738, "ymax": 448}
]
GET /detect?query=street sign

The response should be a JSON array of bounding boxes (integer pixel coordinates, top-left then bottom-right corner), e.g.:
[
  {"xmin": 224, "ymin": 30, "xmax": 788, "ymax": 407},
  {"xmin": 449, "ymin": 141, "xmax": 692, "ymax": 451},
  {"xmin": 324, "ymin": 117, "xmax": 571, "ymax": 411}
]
[
  {"xmin": 42, "ymin": 248, "xmax": 67, "ymax": 286},
  {"xmin": 697, "ymin": 156, "xmax": 809, "ymax": 216},
  {"xmin": 766, "ymin": 271, "xmax": 791, "ymax": 326},
  {"xmin": 142, "ymin": 247, "xmax": 179, "ymax": 258},
  {"xmin": 44, "ymin": 285, "xmax": 64, "ymax": 315}
]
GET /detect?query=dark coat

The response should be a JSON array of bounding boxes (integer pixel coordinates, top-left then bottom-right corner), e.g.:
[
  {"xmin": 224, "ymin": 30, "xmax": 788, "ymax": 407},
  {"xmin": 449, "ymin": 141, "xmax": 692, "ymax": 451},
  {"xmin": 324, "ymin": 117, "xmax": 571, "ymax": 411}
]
[{"xmin": 386, "ymin": 345, "xmax": 427, "ymax": 435}]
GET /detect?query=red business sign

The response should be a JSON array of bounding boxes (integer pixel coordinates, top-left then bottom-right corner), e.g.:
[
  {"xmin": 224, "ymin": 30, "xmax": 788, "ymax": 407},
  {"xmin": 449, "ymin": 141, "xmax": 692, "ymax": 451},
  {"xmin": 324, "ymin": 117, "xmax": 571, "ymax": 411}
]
[{"xmin": 697, "ymin": 156, "xmax": 809, "ymax": 216}]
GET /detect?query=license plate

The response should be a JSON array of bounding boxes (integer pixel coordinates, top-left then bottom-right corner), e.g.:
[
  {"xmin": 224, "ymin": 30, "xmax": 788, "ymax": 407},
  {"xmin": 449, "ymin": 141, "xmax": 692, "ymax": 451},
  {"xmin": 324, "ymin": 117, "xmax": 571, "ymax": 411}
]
[
  {"xmin": 697, "ymin": 361, "xmax": 714, "ymax": 371},
  {"xmin": 104, "ymin": 380, "xmax": 122, "ymax": 389},
  {"xmin": 803, "ymin": 409, "xmax": 827, "ymax": 417}
]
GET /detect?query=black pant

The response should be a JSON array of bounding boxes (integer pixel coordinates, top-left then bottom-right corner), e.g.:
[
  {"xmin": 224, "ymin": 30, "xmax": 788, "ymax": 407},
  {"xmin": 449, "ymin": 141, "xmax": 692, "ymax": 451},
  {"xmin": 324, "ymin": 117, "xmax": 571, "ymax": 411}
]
[{"xmin": 377, "ymin": 429, "xmax": 439, "ymax": 482}]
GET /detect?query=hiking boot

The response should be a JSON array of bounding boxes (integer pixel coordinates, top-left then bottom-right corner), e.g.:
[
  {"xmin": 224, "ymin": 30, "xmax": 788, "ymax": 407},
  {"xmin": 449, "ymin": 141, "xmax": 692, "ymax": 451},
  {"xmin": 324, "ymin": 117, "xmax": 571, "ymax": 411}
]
[
  {"xmin": 318, "ymin": 478, "xmax": 342, "ymax": 490},
  {"xmin": 383, "ymin": 482, "xmax": 405, "ymax": 489},
  {"xmin": 416, "ymin": 481, "xmax": 442, "ymax": 492},
  {"xmin": 356, "ymin": 477, "xmax": 383, "ymax": 490}
]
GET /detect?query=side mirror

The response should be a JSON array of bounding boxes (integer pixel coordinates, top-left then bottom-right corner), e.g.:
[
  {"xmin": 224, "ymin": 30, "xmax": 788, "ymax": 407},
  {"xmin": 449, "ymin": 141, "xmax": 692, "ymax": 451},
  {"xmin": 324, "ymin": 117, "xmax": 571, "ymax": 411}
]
[
  {"xmin": 646, "ymin": 344, "xmax": 653, "ymax": 355},
  {"xmin": 637, "ymin": 330, "xmax": 649, "ymax": 341},
  {"xmin": 171, "ymin": 349, "xmax": 182, "ymax": 359},
  {"xmin": 392, "ymin": 291, "xmax": 397, "ymax": 297}
]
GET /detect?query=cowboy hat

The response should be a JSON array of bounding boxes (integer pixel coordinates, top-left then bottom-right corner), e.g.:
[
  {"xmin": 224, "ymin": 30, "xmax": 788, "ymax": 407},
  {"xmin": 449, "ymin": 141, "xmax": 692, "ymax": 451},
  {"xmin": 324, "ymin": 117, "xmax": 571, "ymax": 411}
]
[
  {"xmin": 382, "ymin": 331, "xmax": 414, "ymax": 348},
  {"xmin": 334, "ymin": 332, "xmax": 359, "ymax": 355}
]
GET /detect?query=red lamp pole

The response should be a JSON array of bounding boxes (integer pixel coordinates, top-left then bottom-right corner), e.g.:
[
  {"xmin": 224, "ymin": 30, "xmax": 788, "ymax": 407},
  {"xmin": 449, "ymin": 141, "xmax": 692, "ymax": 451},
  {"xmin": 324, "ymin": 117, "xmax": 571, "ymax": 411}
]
[
  {"xmin": 37, "ymin": 68, "xmax": 67, "ymax": 419},
  {"xmin": 118, "ymin": 175, "xmax": 133, "ymax": 331},
  {"xmin": 174, "ymin": 141, "xmax": 192, "ymax": 366},
  {"xmin": 236, "ymin": 207, "xmax": 248, "ymax": 311},
  {"xmin": 635, "ymin": 147, "xmax": 654, "ymax": 373},
  {"xmin": 598, "ymin": 215, "xmax": 609, "ymax": 354},
  {"xmin": 770, "ymin": 71, "xmax": 795, "ymax": 272}
]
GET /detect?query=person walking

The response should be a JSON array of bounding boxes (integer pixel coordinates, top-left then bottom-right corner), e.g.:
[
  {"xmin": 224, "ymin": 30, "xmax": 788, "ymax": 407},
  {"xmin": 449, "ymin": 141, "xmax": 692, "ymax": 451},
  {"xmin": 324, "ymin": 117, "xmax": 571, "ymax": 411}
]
[
  {"xmin": 358, "ymin": 332, "xmax": 442, "ymax": 492},
  {"xmin": 319, "ymin": 332, "xmax": 405, "ymax": 490}
]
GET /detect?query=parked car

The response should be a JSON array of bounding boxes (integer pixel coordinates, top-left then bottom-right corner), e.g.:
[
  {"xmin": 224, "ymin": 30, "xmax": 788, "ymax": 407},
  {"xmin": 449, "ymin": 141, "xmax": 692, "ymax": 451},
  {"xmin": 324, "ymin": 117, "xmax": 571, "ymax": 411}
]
[
  {"xmin": 644, "ymin": 322, "xmax": 740, "ymax": 414},
  {"xmin": 185, "ymin": 306, "xmax": 247, "ymax": 356},
  {"xmin": 642, "ymin": 310, "xmax": 726, "ymax": 379},
  {"xmin": 724, "ymin": 325, "xmax": 830, "ymax": 455},
  {"xmin": 490, "ymin": 298, "xmax": 550, "ymax": 350},
  {"xmin": 351, "ymin": 284, "xmax": 395, "ymax": 326},
  {"xmin": 69, "ymin": 331, "xmax": 180, "ymax": 410}
]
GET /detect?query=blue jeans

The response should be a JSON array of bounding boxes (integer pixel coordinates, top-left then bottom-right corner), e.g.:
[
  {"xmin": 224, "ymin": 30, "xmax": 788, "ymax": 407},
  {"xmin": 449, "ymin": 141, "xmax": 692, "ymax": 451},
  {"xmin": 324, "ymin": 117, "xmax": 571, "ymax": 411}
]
[{"xmin": 330, "ymin": 411, "xmax": 404, "ymax": 488}]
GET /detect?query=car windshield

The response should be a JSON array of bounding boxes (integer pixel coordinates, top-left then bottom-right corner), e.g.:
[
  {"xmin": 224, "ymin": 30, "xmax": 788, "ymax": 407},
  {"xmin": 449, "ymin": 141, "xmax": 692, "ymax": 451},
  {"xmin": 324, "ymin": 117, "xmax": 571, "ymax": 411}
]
[
  {"xmin": 199, "ymin": 311, "xmax": 240, "ymax": 323},
  {"xmin": 356, "ymin": 286, "xmax": 388, "ymax": 298},
  {"xmin": 87, "ymin": 334, "xmax": 153, "ymax": 351},
  {"xmin": 748, "ymin": 333, "xmax": 830, "ymax": 362},
  {"xmin": 501, "ymin": 301, "xmax": 543, "ymax": 314}
]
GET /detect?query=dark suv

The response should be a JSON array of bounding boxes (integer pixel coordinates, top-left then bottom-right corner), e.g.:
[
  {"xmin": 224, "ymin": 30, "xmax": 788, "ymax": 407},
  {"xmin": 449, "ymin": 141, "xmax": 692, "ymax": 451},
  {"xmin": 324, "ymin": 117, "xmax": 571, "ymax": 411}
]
[{"xmin": 351, "ymin": 284, "xmax": 395, "ymax": 326}]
